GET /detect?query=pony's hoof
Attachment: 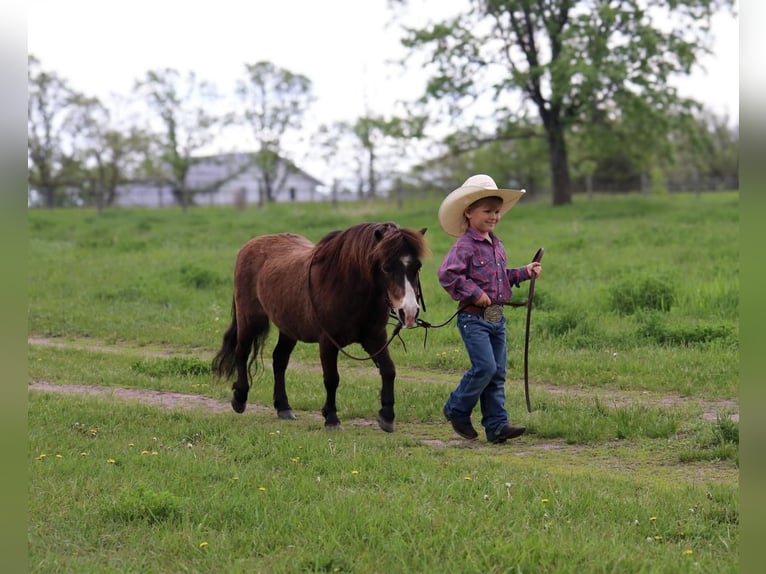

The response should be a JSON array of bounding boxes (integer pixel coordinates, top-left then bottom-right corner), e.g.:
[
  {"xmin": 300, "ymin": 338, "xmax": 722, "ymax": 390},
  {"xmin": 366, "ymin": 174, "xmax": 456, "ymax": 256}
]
[
  {"xmin": 325, "ymin": 422, "xmax": 343, "ymax": 431},
  {"xmin": 277, "ymin": 409, "xmax": 296, "ymax": 420},
  {"xmin": 231, "ymin": 398, "xmax": 247, "ymax": 414},
  {"xmin": 377, "ymin": 416, "xmax": 395, "ymax": 433}
]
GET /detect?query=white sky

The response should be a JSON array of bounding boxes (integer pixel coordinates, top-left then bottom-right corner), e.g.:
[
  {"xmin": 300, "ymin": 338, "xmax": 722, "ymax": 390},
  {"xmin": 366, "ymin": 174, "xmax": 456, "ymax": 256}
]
[{"xmin": 27, "ymin": 0, "xmax": 739, "ymax": 182}]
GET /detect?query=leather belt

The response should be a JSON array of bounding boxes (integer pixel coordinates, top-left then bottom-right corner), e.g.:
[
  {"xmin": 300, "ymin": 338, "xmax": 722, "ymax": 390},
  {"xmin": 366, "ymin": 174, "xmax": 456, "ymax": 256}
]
[{"xmin": 460, "ymin": 303, "xmax": 504, "ymax": 323}]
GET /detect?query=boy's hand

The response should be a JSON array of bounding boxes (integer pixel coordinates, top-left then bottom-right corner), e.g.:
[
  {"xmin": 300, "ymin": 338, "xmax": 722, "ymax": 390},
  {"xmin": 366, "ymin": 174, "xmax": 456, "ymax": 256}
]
[
  {"xmin": 527, "ymin": 262, "xmax": 542, "ymax": 278},
  {"xmin": 475, "ymin": 293, "xmax": 492, "ymax": 307}
]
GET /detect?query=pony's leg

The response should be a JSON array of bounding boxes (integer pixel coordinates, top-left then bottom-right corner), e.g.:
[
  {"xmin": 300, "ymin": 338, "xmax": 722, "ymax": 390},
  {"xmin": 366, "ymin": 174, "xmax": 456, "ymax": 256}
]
[
  {"xmin": 273, "ymin": 332, "xmax": 297, "ymax": 420},
  {"xmin": 318, "ymin": 341, "xmax": 342, "ymax": 429},
  {"xmin": 231, "ymin": 328, "xmax": 254, "ymax": 413},
  {"xmin": 231, "ymin": 311, "xmax": 268, "ymax": 414},
  {"xmin": 364, "ymin": 345, "xmax": 396, "ymax": 433}
]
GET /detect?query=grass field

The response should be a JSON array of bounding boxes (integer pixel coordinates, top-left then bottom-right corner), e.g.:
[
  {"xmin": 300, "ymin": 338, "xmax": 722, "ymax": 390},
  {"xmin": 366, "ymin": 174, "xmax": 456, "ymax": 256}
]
[{"xmin": 28, "ymin": 192, "xmax": 739, "ymax": 573}]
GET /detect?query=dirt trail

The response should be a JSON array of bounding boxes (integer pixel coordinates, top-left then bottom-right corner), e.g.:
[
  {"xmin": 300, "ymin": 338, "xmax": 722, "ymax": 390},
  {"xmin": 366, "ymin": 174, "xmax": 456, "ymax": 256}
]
[{"xmin": 28, "ymin": 336, "xmax": 738, "ymax": 424}]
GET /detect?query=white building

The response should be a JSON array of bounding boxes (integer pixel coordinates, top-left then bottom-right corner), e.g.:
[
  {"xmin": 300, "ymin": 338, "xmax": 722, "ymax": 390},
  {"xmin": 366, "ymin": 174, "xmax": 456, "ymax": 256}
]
[{"xmin": 115, "ymin": 152, "xmax": 327, "ymax": 207}]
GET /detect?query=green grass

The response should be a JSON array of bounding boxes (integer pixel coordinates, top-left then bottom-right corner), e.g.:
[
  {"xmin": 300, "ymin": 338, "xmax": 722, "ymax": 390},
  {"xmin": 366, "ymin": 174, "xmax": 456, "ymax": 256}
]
[
  {"xmin": 28, "ymin": 192, "xmax": 739, "ymax": 572},
  {"xmin": 30, "ymin": 393, "xmax": 737, "ymax": 573}
]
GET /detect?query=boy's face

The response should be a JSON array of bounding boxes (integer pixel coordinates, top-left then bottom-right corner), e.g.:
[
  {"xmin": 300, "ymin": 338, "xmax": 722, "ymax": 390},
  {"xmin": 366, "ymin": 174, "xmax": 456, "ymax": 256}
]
[{"xmin": 465, "ymin": 197, "xmax": 503, "ymax": 235}]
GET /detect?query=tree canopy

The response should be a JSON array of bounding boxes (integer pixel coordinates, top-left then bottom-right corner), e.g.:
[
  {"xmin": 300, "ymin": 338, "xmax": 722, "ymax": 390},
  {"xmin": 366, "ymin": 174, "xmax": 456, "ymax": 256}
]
[{"xmin": 398, "ymin": 0, "xmax": 736, "ymax": 205}]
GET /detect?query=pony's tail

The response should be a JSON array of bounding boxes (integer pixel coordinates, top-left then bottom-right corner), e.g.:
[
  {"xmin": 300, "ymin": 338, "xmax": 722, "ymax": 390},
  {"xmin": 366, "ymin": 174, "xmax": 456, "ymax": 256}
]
[{"xmin": 212, "ymin": 298, "xmax": 238, "ymax": 379}]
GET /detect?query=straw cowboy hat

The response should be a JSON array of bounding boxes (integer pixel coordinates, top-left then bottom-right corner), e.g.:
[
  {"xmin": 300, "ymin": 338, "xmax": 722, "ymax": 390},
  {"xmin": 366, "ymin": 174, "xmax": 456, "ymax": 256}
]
[{"xmin": 438, "ymin": 174, "xmax": 526, "ymax": 237}]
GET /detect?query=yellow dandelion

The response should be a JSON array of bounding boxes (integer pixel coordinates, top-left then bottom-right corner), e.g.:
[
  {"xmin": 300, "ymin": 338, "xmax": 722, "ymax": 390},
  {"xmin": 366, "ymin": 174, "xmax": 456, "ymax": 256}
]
[
  {"xmin": 232, "ymin": 476, "xmax": 239, "ymax": 481},
  {"xmin": 654, "ymin": 535, "xmax": 662, "ymax": 541},
  {"xmin": 649, "ymin": 516, "xmax": 657, "ymax": 522},
  {"xmin": 464, "ymin": 476, "xmax": 472, "ymax": 481},
  {"xmin": 80, "ymin": 452, "xmax": 88, "ymax": 457},
  {"xmin": 291, "ymin": 457, "xmax": 300, "ymax": 463},
  {"xmin": 258, "ymin": 486, "xmax": 267, "ymax": 491},
  {"xmin": 128, "ymin": 443, "xmax": 135, "ymax": 447},
  {"xmin": 36, "ymin": 453, "xmax": 47, "ymax": 460},
  {"xmin": 141, "ymin": 450, "xmax": 150, "ymax": 455},
  {"xmin": 107, "ymin": 458, "xmax": 116, "ymax": 464},
  {"xmin": 683, "ymin": 549, "xmax": 693, "ymax": 556},
  {"xmin": 351, "ymin": 469, "xmax": 359, "ymax": 475},
  {"xmin": 55, "ymin": 454, "xmax": 63, "ymax": 459},
  {"xmin": 151, "ymin": 451, "xmax": 159, "ymax": 456},
  {"xmin": 541, "ymin": 498, "xmax": 549, "ymax": 504},
  {"xmin": 199, "ymin": 541, "xmax": 209, "ymax": 549}
]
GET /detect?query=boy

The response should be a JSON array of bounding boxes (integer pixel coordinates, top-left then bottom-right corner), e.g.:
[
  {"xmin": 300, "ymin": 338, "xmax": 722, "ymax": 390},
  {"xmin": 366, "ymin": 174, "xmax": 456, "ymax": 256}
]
[{"xmin": 437, "ymin": 174, "xmax": 542, "ymax": 443}]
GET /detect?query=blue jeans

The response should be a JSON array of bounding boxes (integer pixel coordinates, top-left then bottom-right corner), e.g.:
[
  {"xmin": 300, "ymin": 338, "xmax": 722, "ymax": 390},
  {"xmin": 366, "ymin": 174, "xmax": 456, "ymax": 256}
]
[{"xmin": 444, "ymin": 311, "xmax": 510, "ymax": 441}]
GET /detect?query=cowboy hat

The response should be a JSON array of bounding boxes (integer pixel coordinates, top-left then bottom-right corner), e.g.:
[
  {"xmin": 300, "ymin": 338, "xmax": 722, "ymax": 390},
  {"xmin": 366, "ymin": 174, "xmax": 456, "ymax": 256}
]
[{"xmin": 438, "ymin": 174, "xmax": 526, "ymax": 237}]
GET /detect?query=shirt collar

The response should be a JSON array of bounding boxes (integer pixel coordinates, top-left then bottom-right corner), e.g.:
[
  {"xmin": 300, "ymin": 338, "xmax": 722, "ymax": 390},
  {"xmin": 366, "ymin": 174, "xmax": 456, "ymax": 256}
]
[{"xmin": 464, "ymin": 227, "xmax": 497, "ymax": 244}]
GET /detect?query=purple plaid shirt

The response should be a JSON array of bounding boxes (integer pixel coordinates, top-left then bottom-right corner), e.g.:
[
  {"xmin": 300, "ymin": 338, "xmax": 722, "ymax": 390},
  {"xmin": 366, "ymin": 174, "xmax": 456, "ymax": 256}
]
[{"xmin": 438, "ymin": 228, "xmax": 530, "ymax": 305}]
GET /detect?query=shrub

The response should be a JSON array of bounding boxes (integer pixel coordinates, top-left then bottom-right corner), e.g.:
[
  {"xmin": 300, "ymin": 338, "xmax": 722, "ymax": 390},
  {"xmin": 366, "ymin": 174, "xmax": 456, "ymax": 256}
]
[
  {"xmin": 107, "ymin": 484, "xmax": 183, "ymax": 524},
  {"xmin": 179, "ymin": 263, "xmax": 225, "ymax": 289},
  {"xmin": 637, "ymin": 312, "xmax": 733, "ymax": 346},
  {"xmin": 609, "ymin": 275, "xmax": 674, "ymax": 314}
]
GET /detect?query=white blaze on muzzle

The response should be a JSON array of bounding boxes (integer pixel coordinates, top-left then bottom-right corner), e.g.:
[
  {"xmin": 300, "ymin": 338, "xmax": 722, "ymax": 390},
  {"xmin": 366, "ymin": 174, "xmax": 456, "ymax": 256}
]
[{"xmin": 389, "ymin": 255, "xmax": 420, "ymax": 328}]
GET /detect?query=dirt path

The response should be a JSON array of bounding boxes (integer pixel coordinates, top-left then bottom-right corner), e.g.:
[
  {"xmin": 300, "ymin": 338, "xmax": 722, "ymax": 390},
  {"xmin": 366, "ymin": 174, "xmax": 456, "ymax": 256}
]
[
  {"xmin": 28, "ymin": 336, "xmax": 739, "ymax": 487},
  {"xmin": 28, "ymin": 336, "xmax": 738, "ymax": 424},
  {"xmin": 27, "ymin": 337, "xmax": 739, "ymax": 424}
]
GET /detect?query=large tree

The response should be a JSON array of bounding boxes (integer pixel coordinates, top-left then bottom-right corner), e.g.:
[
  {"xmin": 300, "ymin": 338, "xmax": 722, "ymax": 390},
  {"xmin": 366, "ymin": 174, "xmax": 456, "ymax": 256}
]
[
  {"xmin": 397, "ymin": 0, "xmax": 735, "ymax": 205},
  {"xmin": 235, "ymin": 61, "xmax": 314, "ymax": 205}
]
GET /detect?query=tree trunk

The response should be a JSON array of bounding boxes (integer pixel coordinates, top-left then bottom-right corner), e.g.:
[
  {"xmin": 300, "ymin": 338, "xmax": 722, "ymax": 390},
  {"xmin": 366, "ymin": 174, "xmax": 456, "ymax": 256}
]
[
  {"xmin": 545, "ymin": 117, "xmax": 572, "ymax": 206},
  {"xmin": 368, "ymin": 147, "xmax": 376, "ymax": 198},
  {"xmin": 43, "ymin": 186, "xmax": 56, "ymax": 208}
]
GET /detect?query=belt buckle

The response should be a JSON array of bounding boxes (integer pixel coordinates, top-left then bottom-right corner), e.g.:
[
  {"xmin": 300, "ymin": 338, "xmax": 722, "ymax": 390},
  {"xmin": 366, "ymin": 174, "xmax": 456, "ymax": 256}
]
[{"xmin": 483, "ymin": 304, "xmax": 504, "ymax": 323}]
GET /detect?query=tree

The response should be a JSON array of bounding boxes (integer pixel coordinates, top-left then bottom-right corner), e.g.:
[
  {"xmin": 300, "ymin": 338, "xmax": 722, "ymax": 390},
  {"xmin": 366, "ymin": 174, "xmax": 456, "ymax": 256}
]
[
  {"xmin": 661, "ymin": 107, "xmax": 739, "ymax": 190},
  {"xmin": 27, "ymin": 55, "xmax": 76, "ymax": 207},
  {"xmin": 235, "ymin": 61, "xmax": 314, "ymax": 205},
  {"xmin": 134, "ymin": 68, "xmax": 220, "ymax": 211},
  {"xmin": 65, "ymin": 95, "xmax": 151, "ymax": 210},
  {"xmin": 352, "ymin": 114, "xmax": 427, "ymax": 198},
  {"xmin": 397, "ymin": 0, "xmax": 736, "ymax": 205}
]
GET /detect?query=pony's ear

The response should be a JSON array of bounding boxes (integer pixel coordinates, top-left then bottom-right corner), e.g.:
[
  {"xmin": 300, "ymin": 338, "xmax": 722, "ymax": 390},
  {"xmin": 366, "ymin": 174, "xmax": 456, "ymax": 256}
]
[
  {"xmin": 419, "ymin": 227, "xmax": 427, "ymax": 236},
  {"xmin": 374, "ymin": 222, "xmax": 397, "ymax": 241}
]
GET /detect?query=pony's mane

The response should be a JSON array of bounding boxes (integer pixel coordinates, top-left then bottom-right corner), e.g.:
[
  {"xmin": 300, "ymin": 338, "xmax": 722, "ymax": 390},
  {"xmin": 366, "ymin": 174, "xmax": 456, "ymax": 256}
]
[{"xmin": 313, "ymin": 222, "xmax": 427, "ymax": 285}]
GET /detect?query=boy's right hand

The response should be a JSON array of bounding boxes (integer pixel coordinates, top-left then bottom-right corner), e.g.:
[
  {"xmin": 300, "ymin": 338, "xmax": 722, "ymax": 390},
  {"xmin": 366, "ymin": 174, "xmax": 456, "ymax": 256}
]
[{"xmin": 475, "ymin": 293, "xmax": 492, "ymax": 307}]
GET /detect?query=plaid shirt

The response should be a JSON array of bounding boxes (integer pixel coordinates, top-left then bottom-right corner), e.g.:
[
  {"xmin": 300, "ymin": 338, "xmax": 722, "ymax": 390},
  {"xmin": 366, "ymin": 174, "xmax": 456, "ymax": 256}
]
[{"xmin": 438, "ymin": 228, "xmax": 530, "ymax": 305}]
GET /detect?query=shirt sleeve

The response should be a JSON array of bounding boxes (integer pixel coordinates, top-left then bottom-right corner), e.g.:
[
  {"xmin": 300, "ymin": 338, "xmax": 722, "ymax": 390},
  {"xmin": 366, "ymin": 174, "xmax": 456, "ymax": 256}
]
[
  {"xmin": 506, "ymin": 265, "xmax": 530, "ymax": 288},
  {"xmin": 438, "ymin": 244, "xmax": 484, "ymax": 303}
]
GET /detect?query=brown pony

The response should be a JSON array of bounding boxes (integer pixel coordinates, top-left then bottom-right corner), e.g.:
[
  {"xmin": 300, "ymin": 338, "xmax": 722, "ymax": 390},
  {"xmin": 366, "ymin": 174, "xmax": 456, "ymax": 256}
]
[{"xmin": 212, "ymin": 222, "xmax": 429, "ymax": 432}]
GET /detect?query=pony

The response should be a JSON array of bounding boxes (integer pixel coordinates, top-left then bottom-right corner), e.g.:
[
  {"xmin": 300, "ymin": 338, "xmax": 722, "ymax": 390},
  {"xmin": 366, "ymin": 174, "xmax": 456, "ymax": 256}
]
[{"xmin": 212, "ymin": 222, "xmax": 429, "ymax": 432}]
